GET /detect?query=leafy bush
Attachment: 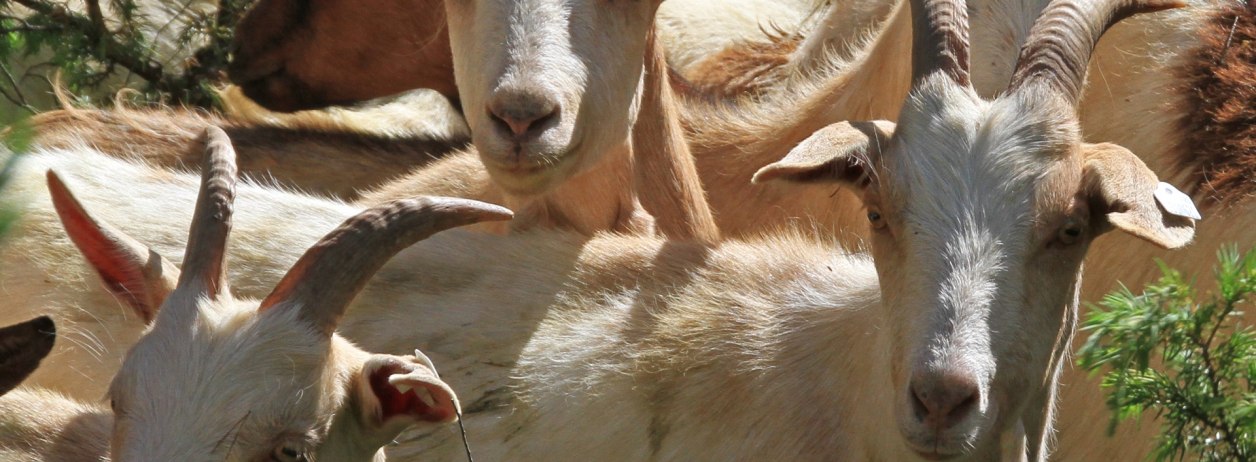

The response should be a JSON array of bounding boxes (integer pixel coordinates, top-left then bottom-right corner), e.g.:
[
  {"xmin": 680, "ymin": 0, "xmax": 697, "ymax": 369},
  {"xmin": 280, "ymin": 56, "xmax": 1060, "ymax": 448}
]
[
  {"xmin": 0, "ymin": 116, "xmax": 32, "ymax": 239},
  {"xmin": 1078, "ymin": 246, "xmax": 1256, "ymax": 461},
  {"xmin": 0, "ymin": 0, "xmax": 253, "ymax": 120}
]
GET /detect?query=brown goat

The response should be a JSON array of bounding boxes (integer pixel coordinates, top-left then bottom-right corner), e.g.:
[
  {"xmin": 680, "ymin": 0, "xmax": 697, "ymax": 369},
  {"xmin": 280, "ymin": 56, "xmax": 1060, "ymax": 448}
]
[{"xmin": 229, "ymin": 0, "xmax": 456, "ymax": 112}]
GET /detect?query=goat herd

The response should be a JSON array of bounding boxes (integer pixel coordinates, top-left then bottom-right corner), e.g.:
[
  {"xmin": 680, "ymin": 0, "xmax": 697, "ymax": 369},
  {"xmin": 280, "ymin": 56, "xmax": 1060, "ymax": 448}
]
[{"xmin": 0, "ymin": 0, "xmax": 1249, "ymax": 460}]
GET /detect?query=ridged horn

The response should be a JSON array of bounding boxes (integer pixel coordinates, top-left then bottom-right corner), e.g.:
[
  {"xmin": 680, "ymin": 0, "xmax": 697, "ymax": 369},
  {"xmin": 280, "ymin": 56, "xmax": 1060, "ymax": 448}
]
[
  {"xmin": 1008, "ymin": 0, "xmax": 1185, "ymax": 104},
  {"xmin": 258, "ymin": 197, "xmax": 513, "ymax": 335},
  {"xmin": 173, "ymin": 126, "xmax": 238, "ymax": 299},
  {"xmin": 911, "ymin": 0, "xmax": 971, "ymax": 86}
]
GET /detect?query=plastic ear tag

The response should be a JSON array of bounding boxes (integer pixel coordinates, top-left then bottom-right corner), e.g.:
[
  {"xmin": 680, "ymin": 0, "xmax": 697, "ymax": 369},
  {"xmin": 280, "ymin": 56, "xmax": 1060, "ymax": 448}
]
[{"xmin": 1154, "ymin": 182, "xmax": 1201, "ymax": 220}]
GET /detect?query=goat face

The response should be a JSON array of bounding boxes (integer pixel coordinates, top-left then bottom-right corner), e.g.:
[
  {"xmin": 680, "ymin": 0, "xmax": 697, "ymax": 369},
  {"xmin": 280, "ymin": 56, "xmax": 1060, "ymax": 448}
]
[
  {"xmin": 52, "ymin": 127, "xmax": 507, "ymax": 461},
  {"xmin": 445, "ymin": 0, "xmax": 662, "ymax": 195},
  {"xmin": 873, "ymin": 82, "xmax": 1098, "ymax": 458},
  {"xmin": 105, "ymin": 301, "xmax": 457, "ymax": 462},
  {"xmin": 753, "ymin": 0, "xmax": 1193, "ymax": 458}
]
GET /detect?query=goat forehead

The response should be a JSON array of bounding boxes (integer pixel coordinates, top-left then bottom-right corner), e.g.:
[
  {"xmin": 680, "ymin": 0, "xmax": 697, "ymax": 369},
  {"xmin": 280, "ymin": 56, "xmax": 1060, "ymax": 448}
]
[
  {"xmin": 887, "ymin": 85, "xmax": 1075, "ymax": 231},
  {"xmin": 115, "ymin": 306, "xmax": 339, "ymax": 422}
]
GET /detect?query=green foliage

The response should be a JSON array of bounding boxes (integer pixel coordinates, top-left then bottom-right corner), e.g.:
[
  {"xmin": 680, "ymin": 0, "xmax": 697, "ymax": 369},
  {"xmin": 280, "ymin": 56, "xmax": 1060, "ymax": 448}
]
[
  {"xmin": 0, "ymin": 116, "xmax": 32, "ymax": 240},
  {"xmin": 1078, "ymin": 246, "xmax": 1256, "ymax": 461},
  {"xmin": 0, "ymin": 0, "xmax": 254, "ymax": 115}
]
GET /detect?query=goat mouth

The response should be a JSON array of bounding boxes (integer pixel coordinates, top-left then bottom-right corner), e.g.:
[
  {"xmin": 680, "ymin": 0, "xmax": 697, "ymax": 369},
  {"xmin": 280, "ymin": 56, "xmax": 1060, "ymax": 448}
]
[{"xmin": 368, "ymin": 364, "xmax": 454, "ymax": 423}]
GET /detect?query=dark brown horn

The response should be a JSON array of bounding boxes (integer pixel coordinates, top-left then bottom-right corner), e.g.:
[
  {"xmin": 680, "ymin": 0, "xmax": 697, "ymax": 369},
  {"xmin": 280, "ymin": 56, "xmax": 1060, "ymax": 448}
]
[
  {"xmin": 911, "ymin": 0, "xmax": 971, "ymax": 87},
  {"xmin": 173, "ymin": 126, "xmax": 238, "ymax": 299},
  {"xmin": 259, "ymin": 197, "xmax": 512, "ymax": 336},
  {"xmin": 1008, "ymin": 0, "xmax": 1185, "ymax": 104}
]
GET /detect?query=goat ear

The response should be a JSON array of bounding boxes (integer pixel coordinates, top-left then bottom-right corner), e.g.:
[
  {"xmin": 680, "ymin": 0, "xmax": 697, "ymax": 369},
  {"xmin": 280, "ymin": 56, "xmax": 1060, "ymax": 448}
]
[
  {"xmin": 0, "ymin": 316, "xmax": 55, "ymax": 396},
  {"xmin": 47, "ymin": 171, "xmax": 179, "ymax": 324},
  {"xmin": 359, "ymin": 354, "xmax": 460, "ymax": 428},
  {"xmin": 752, "ymin": 120, "xmax": 894, "ymax": 185},
  {"xmin": 1082, "ymin": 143, "xmax": 1197, "ymax": 249}
]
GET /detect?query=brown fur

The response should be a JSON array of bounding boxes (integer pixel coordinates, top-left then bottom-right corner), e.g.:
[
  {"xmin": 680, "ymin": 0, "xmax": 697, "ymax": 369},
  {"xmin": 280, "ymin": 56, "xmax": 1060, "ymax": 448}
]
[
  {"xmin": 27, "ymin": 108, "xmax": 467, "ymax": 200},
  {"xmin": 1174, "ymin": 1, "xmax": 1256, "ymax": 206},
  {"xmin": 230, "ymin": 0, "xmax": 456, "ymax": 111},
  {"xmin": 684, "ymin": 33, "xmax": 803, "ymax": 98},
  {"xmin": 686, "ymin": 1, "xmax": 913, "ymax": 242},
  {"xmin": 632, "ymin": 29, "xmax": 721, "ymax": 241}
]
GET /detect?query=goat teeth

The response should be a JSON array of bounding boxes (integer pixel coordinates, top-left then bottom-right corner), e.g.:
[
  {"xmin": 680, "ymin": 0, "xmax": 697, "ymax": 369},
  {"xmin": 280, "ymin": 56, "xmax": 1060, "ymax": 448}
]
[
  {"xmin": 390, "ymin": 376, "xmax": 415, "ymax": 395},
  {"xmin": 417, "ymin": 388, "xmax": 438, "ymax": 408}
]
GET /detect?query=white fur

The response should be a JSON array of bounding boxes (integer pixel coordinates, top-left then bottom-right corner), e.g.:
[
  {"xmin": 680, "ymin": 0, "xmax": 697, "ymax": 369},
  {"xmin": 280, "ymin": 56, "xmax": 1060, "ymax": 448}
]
[
  {"xmin": 0, "ymin": 387, "xmax": 110, "ymax": 462},
  {"xmin": 444, "ymin": 0, "xmax": 655, "ymax": 195}
]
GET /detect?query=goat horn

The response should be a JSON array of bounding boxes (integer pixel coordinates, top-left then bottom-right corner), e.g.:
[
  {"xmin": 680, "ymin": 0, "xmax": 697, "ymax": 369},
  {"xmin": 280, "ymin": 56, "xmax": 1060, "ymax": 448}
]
[
  {"xmin": 173, "ymin": 126, "xmax": 238, "ymax": 299},
  {"xmin": 258, "ymin": 197, "xmax": 513, "ymax": 336},
  {"xmin": 911, "ymin": 0, "xmax": 971, "ymax": 87},
  {"xmin": 1008, "ymin": 0, "xmax": 1185, "ymax": 104}
]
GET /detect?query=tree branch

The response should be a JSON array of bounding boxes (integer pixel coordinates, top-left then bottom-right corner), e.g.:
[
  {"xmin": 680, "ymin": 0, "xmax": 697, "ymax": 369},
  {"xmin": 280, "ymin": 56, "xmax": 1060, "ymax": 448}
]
[{"xmin": 10, "ymin": 0, "xmax": 167, "ymax": 86}]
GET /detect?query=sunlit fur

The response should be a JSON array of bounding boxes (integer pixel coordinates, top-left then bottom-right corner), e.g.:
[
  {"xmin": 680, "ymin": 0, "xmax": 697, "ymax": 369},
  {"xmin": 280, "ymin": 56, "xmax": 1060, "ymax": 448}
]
[
  {"xmin": 0, "ymin": 388, "xmax": 111, "ymax": 461},
  {"xmin": 109, "ymin": 301, "xmax": 358, "ymax": 461},
  {"xmin": 25, "ymin": 106, "xmax": 465, "ymax": 201},
  {"xmin": 217, "ymin": 86, "xmax": 470, "ymax": 142},
  {"xmin": 681, "ymin": 0, "xmax": 894, "ymax": 97},
  {"xmin": 658, "ymin": 0, "xmax": 821, "ymax": 76}
]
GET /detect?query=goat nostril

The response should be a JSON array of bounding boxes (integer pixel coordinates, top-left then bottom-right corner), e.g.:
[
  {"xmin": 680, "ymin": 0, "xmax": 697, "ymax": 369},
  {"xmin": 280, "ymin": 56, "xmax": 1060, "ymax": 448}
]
[
  {"xmin": 909, "ymin": 374, "xmax": 981, "ymax": 429},
  {"xmin": 486, "ymin": 91, "xmax": 560, "ymax": 139},
  {"xmin": 911, "ymin": 387, "xmax": 930, "ymax": 420},
  {"xmin": 946, "ymin": 392, "xmax": 978, "ymax": 426}
]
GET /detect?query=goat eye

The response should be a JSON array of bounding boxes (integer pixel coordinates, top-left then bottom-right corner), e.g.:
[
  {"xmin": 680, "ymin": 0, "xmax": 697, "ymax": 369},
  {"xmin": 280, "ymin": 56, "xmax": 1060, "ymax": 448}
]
[
  {"xmin": 272, "ymin": 444, "xmax": 307, "ymax": 462},
  {"xmin": 1057, "ymin": 223, "xmax": 1084, "ymax": 246},
  {"xmin": 867, "ymin": 209, "xmax": 886, "ymax": 230}
]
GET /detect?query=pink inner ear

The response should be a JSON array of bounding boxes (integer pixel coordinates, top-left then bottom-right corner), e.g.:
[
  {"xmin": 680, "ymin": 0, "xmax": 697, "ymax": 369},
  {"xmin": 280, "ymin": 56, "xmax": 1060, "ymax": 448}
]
[
  {"xmin": 368, "ymin": 363, "xmax": 456, "ymax": 423},
  {"xmin": 48, "ymin": 174, "xmax": 156, "ymax": 322}
]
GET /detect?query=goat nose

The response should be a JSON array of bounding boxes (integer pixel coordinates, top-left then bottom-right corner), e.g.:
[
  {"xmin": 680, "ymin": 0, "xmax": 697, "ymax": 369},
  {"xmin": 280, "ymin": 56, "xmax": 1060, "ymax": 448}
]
[
  {"xmin": 909, "ymin": 371, "xmax": 980, "ymax": 430},
  {"xmin": 487, "ymin": 89, "xmax": 559, "ymax": 139}
]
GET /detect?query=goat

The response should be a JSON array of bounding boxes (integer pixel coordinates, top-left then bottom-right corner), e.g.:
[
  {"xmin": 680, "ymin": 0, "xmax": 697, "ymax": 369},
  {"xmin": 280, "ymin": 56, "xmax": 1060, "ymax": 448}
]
[
  {"xmin": 2, "ymin": 1, "xmax": 1192, "ymax": 459},
  {"xmin": 0, "ymin": 317, "xmax": 55, "ymax": 396},
  {"xmin": 34, "ymin": 126, "xmax": 497, "ymax": 461},
  {"xmin": 931, "ymin": 0, "xmax": 1256, "ymax": 458}
]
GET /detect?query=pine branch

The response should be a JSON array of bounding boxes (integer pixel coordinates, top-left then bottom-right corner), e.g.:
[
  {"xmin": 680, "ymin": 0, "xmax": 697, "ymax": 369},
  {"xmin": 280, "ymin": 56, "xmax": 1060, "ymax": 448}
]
[{"xmin": 10, "ymin": 0, "xmax": 167, "ymax": 86}]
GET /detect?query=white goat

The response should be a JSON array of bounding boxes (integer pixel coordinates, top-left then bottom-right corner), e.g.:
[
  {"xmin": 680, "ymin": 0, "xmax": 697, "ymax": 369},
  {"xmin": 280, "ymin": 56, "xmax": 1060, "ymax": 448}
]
[
  {"xmin": 949, "ymin": 0, "xmax": 1256, "ymax": 458},
  {"xmin": 28, "ymin": 126, "xmax": 499, "ymax": 461},
  {"xmin": 2, "ymin": 1, "xmax": 1194, "ymax": 460}
]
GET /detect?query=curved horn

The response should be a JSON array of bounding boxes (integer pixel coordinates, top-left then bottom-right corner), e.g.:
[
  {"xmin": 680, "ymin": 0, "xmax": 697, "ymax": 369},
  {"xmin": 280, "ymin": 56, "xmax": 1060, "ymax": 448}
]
[
  {"xmin": 910, "ymin": 0, "xmax": 971, "ymax": 86},
  {"xmin": 173, "ymin": 126, "xmax": 238, "ymax": 299},
  {"xmin": 259, "ymin": 197, "xmax": 513, "ymax": 335},
  {"xmin": 1008, "ymin": 0, "xmax": 1185, "ymax": 104}
]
